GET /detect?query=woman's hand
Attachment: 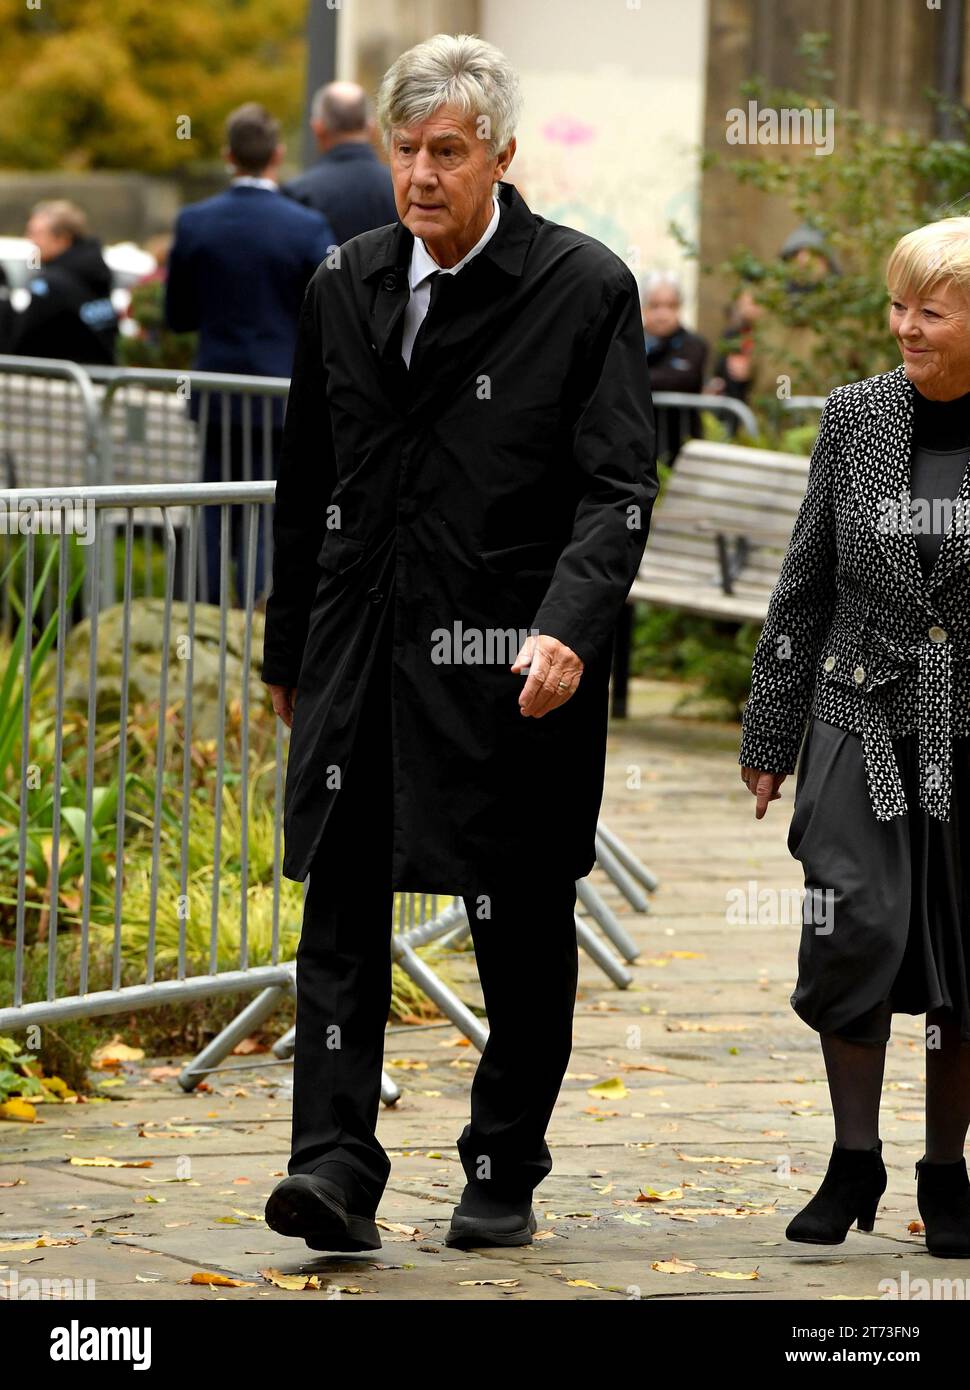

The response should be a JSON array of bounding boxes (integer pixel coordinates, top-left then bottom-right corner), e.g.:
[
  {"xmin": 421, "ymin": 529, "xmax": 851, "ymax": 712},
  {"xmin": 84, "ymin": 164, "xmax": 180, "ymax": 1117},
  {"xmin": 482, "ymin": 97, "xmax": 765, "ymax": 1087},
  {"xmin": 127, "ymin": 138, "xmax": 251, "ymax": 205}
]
[{"xmin": 740, "ymin": 765, "xmax": 787, "ymax": 818}]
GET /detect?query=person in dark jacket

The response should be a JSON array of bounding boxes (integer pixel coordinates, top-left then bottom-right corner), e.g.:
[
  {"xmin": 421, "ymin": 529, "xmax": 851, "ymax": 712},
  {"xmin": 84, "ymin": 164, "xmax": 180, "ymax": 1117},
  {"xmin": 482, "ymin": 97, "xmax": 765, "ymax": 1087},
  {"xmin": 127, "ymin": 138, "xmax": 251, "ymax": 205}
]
[
  {"xmin": 282, "ymin": 81, "xmax": 397, "ymax": 244},
  {"xmin": 13, "ymin": 201, "xmax": 118, "ymax": 365},
  {"xmin": 260, "ymin": 35, "xmax": 658, "ymax": 1257},
  {"xmin": 0, "ymin": 262, "xmax": 14, "ymax": 354},
  {"xmin": 165, "ymin": 102, "xmax": 336, "ymax": 606},
  {"xmin": 640, "ymin": 270, "xmax": 708, "ymax": 464}
]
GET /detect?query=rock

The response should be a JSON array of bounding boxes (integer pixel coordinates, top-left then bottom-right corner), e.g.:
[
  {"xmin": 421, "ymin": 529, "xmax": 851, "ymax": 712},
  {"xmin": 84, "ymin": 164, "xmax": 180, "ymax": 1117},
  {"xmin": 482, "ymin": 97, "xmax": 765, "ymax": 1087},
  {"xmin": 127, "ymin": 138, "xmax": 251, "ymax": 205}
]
[{"xmin": 61, "ymin": 599, "xmax": 268, "ymax": 739}]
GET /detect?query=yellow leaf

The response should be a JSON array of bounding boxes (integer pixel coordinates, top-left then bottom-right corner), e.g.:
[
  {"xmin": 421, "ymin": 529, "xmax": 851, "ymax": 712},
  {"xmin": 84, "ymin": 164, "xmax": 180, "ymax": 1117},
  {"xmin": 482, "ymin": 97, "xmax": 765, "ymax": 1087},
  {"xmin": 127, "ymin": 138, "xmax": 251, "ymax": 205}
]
[
  {"xmin": 40, "ymin": 1076, "xmax": 75, "ymax": 1099},
  {"xmin": 91, "ymin": 1035, "xmax": 145, "ymax": 1067},
  {"xmin": 260, "ymin": 1268, "xmax": 325, "ymax": 1290},
  {"xmin": 636, "ymin": 1187, "xmax": 684, "ymax": 1202},
  {"xmin": 652, "ymin": 1258, "xmax": 697, "ymax": 1274},
  {"xmin": 704, "ymin": 1269, "xmax": 760, "ymax": 1280},
  {"xmin": 586, "ymin": 1077, "xmax": 628, "ymax": 1100},
  {"xmin": 565, "ymin": 1278, "xmax": 601, "ymax": 1288},
  {"xmin": 68, "ymin": 1156, "xmax": 153, "ymax": 1168},
  {"xmin": 0, "ymin": 1098, "xmax": 36, "ymax": 1122},
  {"xmin": 0, "ymin": 1233, "xmax": 77, "ymax": 1251}
]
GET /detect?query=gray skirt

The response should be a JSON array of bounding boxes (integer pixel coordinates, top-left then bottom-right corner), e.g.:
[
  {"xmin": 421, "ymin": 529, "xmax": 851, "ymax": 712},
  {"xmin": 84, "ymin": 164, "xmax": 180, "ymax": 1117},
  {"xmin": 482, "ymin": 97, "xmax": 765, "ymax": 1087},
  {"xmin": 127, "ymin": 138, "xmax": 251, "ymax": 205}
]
[{"xmin": 787, "ymin": 717, "xmax": 970, "ymax": 1044}]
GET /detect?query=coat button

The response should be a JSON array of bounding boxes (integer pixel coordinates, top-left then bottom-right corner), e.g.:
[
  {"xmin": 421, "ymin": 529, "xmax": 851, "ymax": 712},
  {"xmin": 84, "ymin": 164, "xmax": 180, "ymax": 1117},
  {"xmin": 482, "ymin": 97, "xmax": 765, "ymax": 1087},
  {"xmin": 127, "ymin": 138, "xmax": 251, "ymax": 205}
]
[
  {"xmin": 853, "ymin": 664, "xmax": 865, "ymax": 684},
  {"xmin": 366, "ymin": 587, "xmax": 384, "ymax": 604},
  {"xmin": 823, "ymin": 654, "xmax": 836, "ymax": 670},
  {"xmin": 929, "ymin": 625, "xmax": 948, "ymax": 643},
  {"xmin": 381, "ymin": 273, "xmax": 397, "ymax": 290}
]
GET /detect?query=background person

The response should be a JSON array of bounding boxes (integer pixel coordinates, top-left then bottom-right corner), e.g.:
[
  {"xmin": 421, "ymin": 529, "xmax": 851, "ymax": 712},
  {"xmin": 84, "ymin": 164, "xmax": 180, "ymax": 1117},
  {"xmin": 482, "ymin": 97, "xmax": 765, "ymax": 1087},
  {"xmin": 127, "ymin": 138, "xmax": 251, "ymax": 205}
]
[
  {"xmin": 13, "ymin": 200, "xmax": 118, "ymax": 365},
  {"xmin": 640, "ymin": 269, "xmax": 708, "ymax": 463},
  {"xmin": 165, "ymin": 102, "xmax": 336, "ymax": 606},
  {"xmin": 282, "ymin": 81, "xmax": 397, "ymax": 244}
]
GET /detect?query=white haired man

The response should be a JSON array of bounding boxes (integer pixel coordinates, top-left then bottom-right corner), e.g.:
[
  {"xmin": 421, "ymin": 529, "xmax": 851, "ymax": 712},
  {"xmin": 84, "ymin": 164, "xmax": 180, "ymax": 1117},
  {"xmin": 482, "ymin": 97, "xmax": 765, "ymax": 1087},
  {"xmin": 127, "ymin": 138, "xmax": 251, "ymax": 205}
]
[{"xmin": 262, "ymin": 33, "xmax": 658, "ymax": 1252}]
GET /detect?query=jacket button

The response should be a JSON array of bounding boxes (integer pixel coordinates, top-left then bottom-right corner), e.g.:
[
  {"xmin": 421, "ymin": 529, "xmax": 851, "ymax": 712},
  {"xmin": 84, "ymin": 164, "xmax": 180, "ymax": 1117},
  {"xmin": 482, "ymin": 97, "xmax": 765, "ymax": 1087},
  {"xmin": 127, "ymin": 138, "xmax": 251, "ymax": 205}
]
[
  {"xmin": 823, "ymin": 654, "xmax": 836, "ymax": 671},
  {"xmin": 853, "ymin": 665, "xmax": 865, "ymax": 684},
  {"xmin": 366, "ymin": 587, "xmax": 384, "ymax": 605},
  {"xmin": 381, "ymin": 273, "xmax": 398, "ymax": 290},
  {"xmin": 929, "ymin": 625, "xmax": 948, "ymax": 643}
]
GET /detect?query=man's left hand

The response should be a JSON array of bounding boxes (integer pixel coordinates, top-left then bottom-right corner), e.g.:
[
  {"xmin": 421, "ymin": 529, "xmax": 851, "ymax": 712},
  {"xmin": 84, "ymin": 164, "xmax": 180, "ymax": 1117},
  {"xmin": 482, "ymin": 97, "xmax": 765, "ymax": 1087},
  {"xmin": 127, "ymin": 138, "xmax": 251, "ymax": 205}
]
[{"xmin": 512, "ymin": 634, "xmax": 584, "ymax": 717}]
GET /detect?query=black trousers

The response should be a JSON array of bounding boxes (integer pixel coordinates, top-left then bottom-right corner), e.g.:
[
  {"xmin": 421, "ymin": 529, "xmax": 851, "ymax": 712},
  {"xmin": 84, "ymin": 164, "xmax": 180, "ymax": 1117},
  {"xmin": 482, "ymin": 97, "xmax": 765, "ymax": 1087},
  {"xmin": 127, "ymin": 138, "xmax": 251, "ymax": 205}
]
[{"xmin": 286, "ymin": 633, "xmax": 580, "ymax": 1214}]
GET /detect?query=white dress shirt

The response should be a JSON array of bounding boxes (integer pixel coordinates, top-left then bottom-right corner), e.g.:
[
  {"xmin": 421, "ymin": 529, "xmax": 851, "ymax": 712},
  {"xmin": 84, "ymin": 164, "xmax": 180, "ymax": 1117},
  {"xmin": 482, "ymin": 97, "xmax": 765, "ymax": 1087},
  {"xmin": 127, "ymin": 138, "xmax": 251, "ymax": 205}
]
[
  {"xmin": 230, "ymin": 175, "xmax": 278, "ymax": 192},
  {"xmin": 401, "ymin": 193, "xmax": 500, "ymax": 367}
]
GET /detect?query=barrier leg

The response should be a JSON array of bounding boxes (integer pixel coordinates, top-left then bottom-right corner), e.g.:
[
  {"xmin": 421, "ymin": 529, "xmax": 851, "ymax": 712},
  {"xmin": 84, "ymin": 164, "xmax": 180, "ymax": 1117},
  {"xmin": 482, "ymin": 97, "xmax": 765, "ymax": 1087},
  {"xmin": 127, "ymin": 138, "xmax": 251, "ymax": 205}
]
[
  {"xmin": 576, "ymin": 877, "xmax": 641, "ymax": 963},
  {"xmin": 596, "ymin": 821, "xmax": 659, "ymax": 892},
  {"xmin": 575, "ymin": 914, "xmax": 633, "ymax": 988},
  {"xmin": 177, "ymin": 978, "xmax": 294, "ymax": 1092}
]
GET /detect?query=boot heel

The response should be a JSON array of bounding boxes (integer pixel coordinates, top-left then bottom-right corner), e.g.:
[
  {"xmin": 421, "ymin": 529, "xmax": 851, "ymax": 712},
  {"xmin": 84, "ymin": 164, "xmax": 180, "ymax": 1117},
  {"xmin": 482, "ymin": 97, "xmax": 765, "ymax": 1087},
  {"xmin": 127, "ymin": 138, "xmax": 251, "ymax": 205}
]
[
  {"xmin": 855, "ymin": 1197, "xmax": 879, "ymax": 1232},
  {"xmin": 785, "ymin": 1140, "xmax": 886, "ymax": 1245}
]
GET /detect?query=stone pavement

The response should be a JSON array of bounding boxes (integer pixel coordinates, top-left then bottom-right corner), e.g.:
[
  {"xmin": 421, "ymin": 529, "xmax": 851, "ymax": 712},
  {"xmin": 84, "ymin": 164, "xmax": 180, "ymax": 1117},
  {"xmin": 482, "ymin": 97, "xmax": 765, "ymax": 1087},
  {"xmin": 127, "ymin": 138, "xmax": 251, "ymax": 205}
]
[{"xmin": 0, "ymin": 681, "xmax": 959, "ymax": 1302}]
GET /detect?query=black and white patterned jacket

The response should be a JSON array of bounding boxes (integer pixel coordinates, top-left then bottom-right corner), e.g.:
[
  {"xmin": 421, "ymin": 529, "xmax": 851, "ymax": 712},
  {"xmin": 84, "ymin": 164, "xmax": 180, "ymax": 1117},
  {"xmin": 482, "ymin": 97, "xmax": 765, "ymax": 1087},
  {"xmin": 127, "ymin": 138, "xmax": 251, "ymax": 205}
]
[{"xmin": 738, "ymin": 362, "xmax": 970, "ymax": 823}]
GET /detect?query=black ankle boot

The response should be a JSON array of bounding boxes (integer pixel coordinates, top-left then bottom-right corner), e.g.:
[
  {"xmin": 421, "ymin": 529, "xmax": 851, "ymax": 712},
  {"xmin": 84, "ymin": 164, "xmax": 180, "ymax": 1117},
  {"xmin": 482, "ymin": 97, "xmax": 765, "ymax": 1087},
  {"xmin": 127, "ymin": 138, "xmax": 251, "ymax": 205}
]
[
  {"xmin": 786, "ymin": 1140, "xmax": 886, "ymax": 1244},
  {"xmin": 915, "ymin": 1155, "xmax": 970, "ymax": 1258}
]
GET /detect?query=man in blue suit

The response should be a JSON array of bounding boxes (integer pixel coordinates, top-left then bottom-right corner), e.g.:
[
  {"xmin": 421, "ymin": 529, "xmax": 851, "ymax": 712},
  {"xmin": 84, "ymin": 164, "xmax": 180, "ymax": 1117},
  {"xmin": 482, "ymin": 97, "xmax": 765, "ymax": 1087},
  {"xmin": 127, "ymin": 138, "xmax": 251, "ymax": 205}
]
[
  {"xmin": 165, "ymin": 102, "xmax": 335, "ymax": 606},
  {"xmin": 282, "ymin": 82, "xmax": 396, "ymax": 245}
]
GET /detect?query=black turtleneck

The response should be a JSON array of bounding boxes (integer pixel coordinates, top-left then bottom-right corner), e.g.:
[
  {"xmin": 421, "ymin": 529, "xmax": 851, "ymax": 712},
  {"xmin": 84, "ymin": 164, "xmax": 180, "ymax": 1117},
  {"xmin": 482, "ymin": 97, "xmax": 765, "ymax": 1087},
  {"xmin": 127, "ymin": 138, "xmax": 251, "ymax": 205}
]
[{"xmin": 909, "ymin": 384, "xmax": 970, "ymax": 577}]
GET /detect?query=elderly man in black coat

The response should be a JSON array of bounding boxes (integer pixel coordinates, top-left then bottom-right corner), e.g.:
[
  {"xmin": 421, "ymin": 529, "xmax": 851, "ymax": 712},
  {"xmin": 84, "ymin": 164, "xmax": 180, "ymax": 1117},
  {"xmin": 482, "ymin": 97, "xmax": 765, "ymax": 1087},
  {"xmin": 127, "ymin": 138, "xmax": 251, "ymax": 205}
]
[{"xmin": 262, "ymin": 32, "xmax": 658, "ymax": 1253}]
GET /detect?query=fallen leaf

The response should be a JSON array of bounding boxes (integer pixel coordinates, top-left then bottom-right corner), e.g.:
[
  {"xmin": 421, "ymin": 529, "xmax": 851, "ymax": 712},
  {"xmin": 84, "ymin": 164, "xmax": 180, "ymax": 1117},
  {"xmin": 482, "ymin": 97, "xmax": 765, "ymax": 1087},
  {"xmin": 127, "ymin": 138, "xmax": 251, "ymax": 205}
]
[
  {"xmin": 586, "ymin": 1078, "xmax": 628, "ymax": 1100},
  {"xmin": 260, "ymin": 1268, "xmax": 325, "ymax": 1290},
  {"xmin": 68, "ymin": 1156, "xmax": 153, "ymax": 1169},
  {"xmin": 185, "ymin": 1271, "xmax": 256, "ymax": 1287},
  {"xmin": 457, "ymin": 1279, "xmax": 519, "ymax": 1287},
  {"xmin": 0, "ymin": 1099, "xmax": 36, "ymax": 1122},
  {"xmin": 92, "ymin": 1036, "xmax": 145, "ymax": 1068}
]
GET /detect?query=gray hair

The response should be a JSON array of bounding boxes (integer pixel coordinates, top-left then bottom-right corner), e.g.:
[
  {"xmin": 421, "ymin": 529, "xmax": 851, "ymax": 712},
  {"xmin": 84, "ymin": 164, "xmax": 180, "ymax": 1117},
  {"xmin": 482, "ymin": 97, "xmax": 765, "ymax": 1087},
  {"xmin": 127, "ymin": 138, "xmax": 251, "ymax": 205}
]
[
  {"xmin": 376, "ymin": 32, "xmax": 522, "ymax": 155},
  {"xmin": 639, "ymin": 270, "xmax": 683, "ymax": 303},
  {"xmin": 310, "ymin": 82, "xmax": 369, "ymax": 134}
]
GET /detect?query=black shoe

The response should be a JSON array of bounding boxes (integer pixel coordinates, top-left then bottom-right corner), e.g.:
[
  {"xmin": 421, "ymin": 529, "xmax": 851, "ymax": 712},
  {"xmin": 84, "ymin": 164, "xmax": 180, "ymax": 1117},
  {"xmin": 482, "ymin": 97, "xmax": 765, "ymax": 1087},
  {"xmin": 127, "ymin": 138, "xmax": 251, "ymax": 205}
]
[
  {"xmin": 264, "ymin": 1172, "xmax": 381, "ymax": 1252},
  {"xmin": 785, "ymin": 1140, "xmax": 886, "ymax": 1244},
  {"xmin": 444, "ymin": 1184, "xmax": 537, "ymax": 1249},
  {"xmin": 915, "ymin": 1155, "xmax": 970, "ymax": 1257}
]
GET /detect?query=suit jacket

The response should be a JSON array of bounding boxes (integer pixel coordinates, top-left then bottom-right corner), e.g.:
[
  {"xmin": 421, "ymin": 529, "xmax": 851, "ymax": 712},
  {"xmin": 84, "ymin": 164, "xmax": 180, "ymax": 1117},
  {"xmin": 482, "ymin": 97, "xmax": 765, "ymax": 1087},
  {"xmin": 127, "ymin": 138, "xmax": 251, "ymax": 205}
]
[
  {"xmin": 164, "ymin": 185, "xmax": 335, "ymax": 379},
  {"xmin": 739, "ymin": 362, "xmax": 970, "ymax": 824},
  {"xmin": 282, "ymin": 141, "xmax": 397, "ymax": 246}
]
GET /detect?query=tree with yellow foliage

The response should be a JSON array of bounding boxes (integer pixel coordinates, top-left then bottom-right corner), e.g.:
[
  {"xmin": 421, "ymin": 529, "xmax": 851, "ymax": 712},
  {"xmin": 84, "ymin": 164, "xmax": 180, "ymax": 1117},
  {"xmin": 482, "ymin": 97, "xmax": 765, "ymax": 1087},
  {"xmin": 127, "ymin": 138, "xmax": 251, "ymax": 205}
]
[{"xmin": 0, "ymin": 0, "xmax": 307, "ymax": 172}]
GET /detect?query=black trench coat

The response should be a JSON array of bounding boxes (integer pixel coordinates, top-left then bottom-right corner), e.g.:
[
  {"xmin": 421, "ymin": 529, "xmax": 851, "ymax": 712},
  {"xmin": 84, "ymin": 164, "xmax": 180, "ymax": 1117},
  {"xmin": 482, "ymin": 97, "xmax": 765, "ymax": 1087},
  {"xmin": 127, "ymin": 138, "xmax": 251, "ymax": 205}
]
[{"xmin": 261, "ymin": 179, "xmax": 658, "ymax": 889}]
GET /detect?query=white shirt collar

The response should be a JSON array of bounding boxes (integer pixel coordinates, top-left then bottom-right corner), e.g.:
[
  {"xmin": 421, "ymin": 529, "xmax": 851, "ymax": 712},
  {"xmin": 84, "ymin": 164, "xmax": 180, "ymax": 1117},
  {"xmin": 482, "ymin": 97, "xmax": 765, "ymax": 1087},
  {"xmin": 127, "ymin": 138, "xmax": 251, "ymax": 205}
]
[
  {"xmin": 409, "ymin": 194, "xmax": 500, "ymax": 291},
  {"xmin": 231, "ymin": 175, "xmax": 278, "ymax": 192}
]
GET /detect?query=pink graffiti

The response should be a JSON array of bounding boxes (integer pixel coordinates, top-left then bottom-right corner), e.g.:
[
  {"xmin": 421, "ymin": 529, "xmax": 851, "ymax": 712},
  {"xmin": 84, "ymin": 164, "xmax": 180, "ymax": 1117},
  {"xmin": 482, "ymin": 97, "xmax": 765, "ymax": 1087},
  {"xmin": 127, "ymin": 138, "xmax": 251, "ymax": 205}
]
[{"xmin": 542, "ymin": 115, "xmax": 596, "ymax": 146}]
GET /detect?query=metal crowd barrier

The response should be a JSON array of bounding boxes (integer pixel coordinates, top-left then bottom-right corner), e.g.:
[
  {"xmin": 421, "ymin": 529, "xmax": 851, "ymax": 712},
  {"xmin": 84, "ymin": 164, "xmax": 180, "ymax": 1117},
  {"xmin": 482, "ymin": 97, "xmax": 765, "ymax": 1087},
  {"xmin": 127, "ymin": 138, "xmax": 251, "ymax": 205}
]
[
  {"xmin": 0, "ymin": 358, "xmax": 290, "ymax": 611},
  {"xmin": 651, "ymin": 391, "xmax": 758, "ymax": 461},
  {"xmin": 0, "ymin": 481, "xmax": 658, "ymax": 1107}
]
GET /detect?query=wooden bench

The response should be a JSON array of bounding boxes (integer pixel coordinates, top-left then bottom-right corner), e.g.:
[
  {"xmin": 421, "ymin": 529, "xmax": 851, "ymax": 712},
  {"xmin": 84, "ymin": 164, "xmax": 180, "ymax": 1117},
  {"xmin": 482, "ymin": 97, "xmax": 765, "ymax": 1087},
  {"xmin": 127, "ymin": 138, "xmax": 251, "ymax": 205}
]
[{"xmin": 611, "ymin": 437, "xmax": 812, "ymax": 713}]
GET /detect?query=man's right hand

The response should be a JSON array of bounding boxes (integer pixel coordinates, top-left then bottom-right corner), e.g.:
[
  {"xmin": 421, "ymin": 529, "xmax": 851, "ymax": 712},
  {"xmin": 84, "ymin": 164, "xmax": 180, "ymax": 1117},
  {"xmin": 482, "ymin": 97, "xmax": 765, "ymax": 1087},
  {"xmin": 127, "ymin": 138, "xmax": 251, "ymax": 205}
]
[
  {"xmin": 740, "ymin": 766, "xmax": 787, "ymax": 819},
  {"xmin": 267, "ymin": 684, "xmax": 298, "ymax": 729}
]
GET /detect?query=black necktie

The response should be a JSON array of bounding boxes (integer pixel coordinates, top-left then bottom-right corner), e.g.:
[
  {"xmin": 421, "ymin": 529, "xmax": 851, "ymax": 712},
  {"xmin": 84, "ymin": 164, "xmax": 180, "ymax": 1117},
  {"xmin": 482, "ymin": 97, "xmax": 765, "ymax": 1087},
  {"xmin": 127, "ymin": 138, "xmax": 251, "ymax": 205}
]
[{"xmin": 408, "ymin": 269, "xmax": 445, "ymax": 368}]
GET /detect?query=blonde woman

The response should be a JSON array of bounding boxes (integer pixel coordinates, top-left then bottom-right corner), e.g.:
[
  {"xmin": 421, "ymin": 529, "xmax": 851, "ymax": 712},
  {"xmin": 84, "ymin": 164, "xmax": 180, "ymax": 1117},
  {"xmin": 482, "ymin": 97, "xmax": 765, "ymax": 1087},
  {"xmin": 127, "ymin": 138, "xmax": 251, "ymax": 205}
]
[{"xmin": 740, "ymin": 217, "xmax": 970, "ymax": 1257}]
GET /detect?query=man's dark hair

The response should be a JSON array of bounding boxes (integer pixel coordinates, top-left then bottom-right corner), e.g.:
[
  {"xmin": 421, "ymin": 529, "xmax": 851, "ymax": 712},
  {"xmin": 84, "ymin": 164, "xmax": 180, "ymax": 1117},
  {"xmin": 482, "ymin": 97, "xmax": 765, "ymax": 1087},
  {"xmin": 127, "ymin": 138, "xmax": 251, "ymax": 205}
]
[{"xmin": 225, "ymin": 102, "xmax": 281, "ymax": 174}]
